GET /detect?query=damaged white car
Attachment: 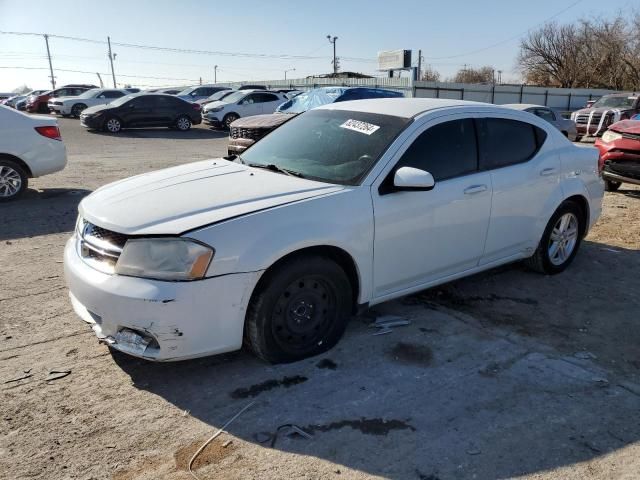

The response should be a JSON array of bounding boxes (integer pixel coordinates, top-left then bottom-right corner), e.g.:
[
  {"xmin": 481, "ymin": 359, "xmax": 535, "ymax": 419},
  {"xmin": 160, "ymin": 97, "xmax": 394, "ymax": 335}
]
[{"xmin": 64, "ymin": 99, "xmax": 603, "ymax": 363}]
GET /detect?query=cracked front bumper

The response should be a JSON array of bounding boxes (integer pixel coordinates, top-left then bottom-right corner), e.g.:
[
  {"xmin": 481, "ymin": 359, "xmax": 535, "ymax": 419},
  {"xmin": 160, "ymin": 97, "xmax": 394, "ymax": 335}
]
[{"xmin": 64, "ymin": 237, "xmax": 261, "ymax": 361}]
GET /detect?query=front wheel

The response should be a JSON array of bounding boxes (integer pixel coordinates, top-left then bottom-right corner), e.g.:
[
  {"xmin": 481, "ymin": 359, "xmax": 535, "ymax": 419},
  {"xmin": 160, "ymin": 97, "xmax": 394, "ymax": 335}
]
[
  {"xmin": 604, "ymin": 179, "xmax": 621, "ymax": 192},
  {"xmin": 0, "ymin": 159, "xmax": 28, "ymax": 202},
  {"xmin": 175, "ymin": 115, "xmax": 192, "ymax": 131},
  {"xmin": 223, "ymin": 113, "xmax": 239, "ymax": 129},
  {"xmin": 525, "ymin": 201, "xmax": 584, "ymax": 274},
  {"xmin": 244, "ymin": 256, "xmax": 353, "ymax": 364},
  {"xmin": 71, "ymin": 103, "xmax": 87, "ymax": 117},
  {"xmin": 104, "ymin": 116, "xmax": 122, "ymax": 133}
]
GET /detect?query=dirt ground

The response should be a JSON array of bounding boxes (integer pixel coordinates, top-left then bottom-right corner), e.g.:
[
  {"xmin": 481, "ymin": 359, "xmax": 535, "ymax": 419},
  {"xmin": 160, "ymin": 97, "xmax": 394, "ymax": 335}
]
[{"xmin": 1, "ymin": 118, "xmax": 639, "ymax": 480}]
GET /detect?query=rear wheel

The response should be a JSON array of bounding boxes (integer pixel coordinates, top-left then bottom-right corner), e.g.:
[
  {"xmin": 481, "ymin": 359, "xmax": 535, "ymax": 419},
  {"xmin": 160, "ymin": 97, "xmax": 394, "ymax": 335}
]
[
  {"xmin": 104, "ymin": 116, "xmax": 122, "ymax": 133},
  {"xmin": 604, "ymin": 179, "xmax": 621, "ymax": 192},
  {"xmin": 0, "ymin": 159, "xmax": 28, "ymax": 202},
  {"xmin": 525, "ymin": 201, "xmax": 584, "ymax": 274},
  {"xmin": 223, "ymin": 113, "xmax": 239, "ymax": 129},
  {"xmin": 245, "ymin": 255, "xmax": 352, "ymax": 363},
  {"xmin": 175, "ymin": 115, "xmax": 192, "ymax": 131},
  {"xmin": 71, "ymin": 103, "xmax": 87, "ymax": 117}
]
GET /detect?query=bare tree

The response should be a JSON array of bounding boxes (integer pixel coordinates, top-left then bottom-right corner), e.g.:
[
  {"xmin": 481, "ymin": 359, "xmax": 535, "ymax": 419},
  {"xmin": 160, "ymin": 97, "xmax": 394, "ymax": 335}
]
[
  {"xmin": 12, "ymin": 85, "xmax": 32, "ymax": 94},
  {"xmin": 519, "ymin": 14, "xmax": 640, "ymax": 90},
  {"xmin": 421, "ymin": 65, "xmax": 441, "ymax": 82},
  {"xmin": 452, "ymin": 66, "xmax": 495, "ymax": 84}
]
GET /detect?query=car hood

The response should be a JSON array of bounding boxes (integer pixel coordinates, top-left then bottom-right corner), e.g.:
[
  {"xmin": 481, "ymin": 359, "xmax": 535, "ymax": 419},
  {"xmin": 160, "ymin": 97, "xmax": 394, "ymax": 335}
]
[
  {"xmin": 231, "ymin": 113, "xmax": 297, "ymax": 129},
  {"xmin": 609, "ymin": 120, "xmax": 640, "ymax": 135},
  {"xmin": 574, "ymin": 106, "xmax": 634, "ymax": 116},
  {"xmin": 79, "ymin": 159, "xmax": 344, "ymax": 235},
  {"xmin": 82, "ymin": 104, "xmax": 111, "ymax": 115},
  {"xmin": 204, "ymin": 100, "xmax": 228, "ymax": 112}
]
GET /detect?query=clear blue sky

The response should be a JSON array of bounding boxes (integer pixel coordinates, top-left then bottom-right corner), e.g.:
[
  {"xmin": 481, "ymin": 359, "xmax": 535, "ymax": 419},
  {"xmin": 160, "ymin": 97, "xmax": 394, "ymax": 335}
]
[{"xmin": 0, "ymin": 0, "xmax": 634, "ymax": 91}]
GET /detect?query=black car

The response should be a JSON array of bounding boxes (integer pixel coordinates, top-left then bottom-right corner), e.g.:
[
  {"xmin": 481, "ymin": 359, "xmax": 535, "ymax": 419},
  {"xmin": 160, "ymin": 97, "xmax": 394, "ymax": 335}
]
[{"xmin": 79, "ymin": 93, "xmax": 202, "ymax": 133}]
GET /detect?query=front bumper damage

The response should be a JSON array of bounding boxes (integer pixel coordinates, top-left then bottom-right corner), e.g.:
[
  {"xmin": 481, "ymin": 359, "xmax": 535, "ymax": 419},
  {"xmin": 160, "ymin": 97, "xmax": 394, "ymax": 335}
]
[{"xmin": 64, "ymin": 236, "xmax": 263, "ymax": 361}]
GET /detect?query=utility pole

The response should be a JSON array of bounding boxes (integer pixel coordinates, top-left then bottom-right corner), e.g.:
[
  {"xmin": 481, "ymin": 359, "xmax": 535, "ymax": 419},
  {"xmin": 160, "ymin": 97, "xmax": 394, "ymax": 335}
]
[
  {"xmin": 43, "ymin": 34, "xmax": 56, "ymax": 89},
  {"xmin": 497, "ymin": 70, "xmax": 503, "ymax": 84},
  {"xmin": 107, "ymin": 36, "xmax": 117, "ymax": 87},
  {"xmin": 417, "ymin": 49, "xmax": 422, "ymax": 81},
  {"xmin": 214, "ymin": 65, "xmax": 218, "ymax": 83},
  {"xmin": 284, "ymin": 68, "xmax": 295, "ymax": 81},
  {"xmin": 327, "ymin": 35, "xmax": 338, "ymax": 75}
]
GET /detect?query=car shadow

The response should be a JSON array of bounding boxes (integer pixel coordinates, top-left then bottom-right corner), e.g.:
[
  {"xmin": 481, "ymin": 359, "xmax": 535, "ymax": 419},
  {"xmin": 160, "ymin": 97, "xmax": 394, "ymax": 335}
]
[
  {"xmin": 89, "ymin": 126, "xmax": 228, "ymax": 140},
  {"xmin": 0, "ymin": 188, "xmax": 90, "ymax": 241},
  {"xmin": 619, "ymin": 188, "xmax": 640, "ymax": 200},
  {"xmin": 111, "ymin": 239, "xmax": 640, "ymax": 479}
]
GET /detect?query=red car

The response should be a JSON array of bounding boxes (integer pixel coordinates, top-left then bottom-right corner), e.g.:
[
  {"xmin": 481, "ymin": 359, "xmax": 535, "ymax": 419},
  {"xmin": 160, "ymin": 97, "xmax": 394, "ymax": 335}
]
[
  {"xmin": 595, "ymin": 120, "xmax": 640, "ymax": 191},
  {"xmin": 25, "ymin": 84, "xmax": 97, "ymax": 113}
]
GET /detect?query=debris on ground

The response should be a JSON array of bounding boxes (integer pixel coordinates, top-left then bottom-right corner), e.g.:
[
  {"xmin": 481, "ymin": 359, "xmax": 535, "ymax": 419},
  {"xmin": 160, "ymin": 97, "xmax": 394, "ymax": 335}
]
[
  {"xmin": 4, "ymin": 373, "xmax": 33, "ymax": 384},
  {"xmin": 46, "ymin": 370, "xmax": 71, "ymax": 382},
  {"xmin": 369, "ymin": 315, "xmax": 411, "ymax": 335},
  {"xmin": 188, "ymin": 401, "xmax": 254, "ymax": 480}
]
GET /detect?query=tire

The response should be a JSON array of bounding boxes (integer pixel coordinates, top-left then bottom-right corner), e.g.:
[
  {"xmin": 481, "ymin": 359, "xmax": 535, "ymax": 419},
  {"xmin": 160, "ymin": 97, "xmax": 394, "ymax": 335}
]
[
  {"xmin": 175, "ymin": 115, "xmax": 192, "ymax": 131},
  {"xmin": 245, "ymin": 255, "xmax": 353, "ymax": 364},
  {"xmin": 104, "ymin": 116, "xmax": 122, "ymax": 133},
  {"xmin": 223, "ymin": 113, "xmax": 239, "ymax": 129},
  {"xmin": 604, "ymin": 179, "xmax": 621, "ymax": 192},
  {"xmin": 524, "ymin": 201, "xmax": 584, "ymax": 275},
  {"xmin": 0, "ymin": 159, "xmax": 28, "ymax": 202},
  {"xmin": 71, "ymin": 103, "xmax": 87, "ymax": 117}
]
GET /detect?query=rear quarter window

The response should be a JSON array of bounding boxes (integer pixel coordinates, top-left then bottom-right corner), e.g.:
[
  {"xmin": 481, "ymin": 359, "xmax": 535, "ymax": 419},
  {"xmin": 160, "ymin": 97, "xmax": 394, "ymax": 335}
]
[{"xmin": 477, "ymin": 118, "xmax": 547, "ymax": 170}]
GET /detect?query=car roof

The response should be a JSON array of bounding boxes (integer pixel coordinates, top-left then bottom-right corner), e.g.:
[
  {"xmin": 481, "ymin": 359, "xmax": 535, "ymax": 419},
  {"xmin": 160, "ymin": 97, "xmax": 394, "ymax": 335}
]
[
  {"xmin": 317, "ymin": 98, "xmax": 492, "ymax": 119},
  {"xmin": 502, "ymin": 103, "xmax": 549, "ymax": 110}
]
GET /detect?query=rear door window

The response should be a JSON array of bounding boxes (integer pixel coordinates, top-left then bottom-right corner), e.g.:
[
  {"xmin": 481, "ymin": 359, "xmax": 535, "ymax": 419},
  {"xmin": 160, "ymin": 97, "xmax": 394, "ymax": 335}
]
[
  {"xmin": 533, "ymin": 108, "xmax": 555, "ymax": 123},
  {"xmin": 476, "ymin": 118, "xmax": 546, "ymax": 170},
  {"xmin": 395, "ymin": 119, "xmax": 478, "ymax": 181}
]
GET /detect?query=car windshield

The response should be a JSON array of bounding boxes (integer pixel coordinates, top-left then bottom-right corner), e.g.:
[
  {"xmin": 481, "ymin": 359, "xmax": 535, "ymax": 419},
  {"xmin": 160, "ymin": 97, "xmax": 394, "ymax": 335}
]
[
  {"xmin": 77, "ymin": 89, "xmax": 100, "ymax": 99},
  {"xmin": 240, "ymin": 109, "xmax": 410, "ymax": 185},
  {"xmin": 208, "ymin": 90, "xmax": 233, "ymax": 101},
  {"xmin": 107, "ymin": 93, "xmax": 139, "ymax": 107},
  {"xmin": 221, "ymin": 91, "xmax": 248, "ymax": 103},
  {"xmin": 592, "ymin": 96, "xmax": 636, "ymax": 109},
  {"xmin": 177, "ymin": 86, "xmax": 197, "ymax": 96},
  {"xmin": 277, "ymin": 88, "xmax": 345, "ymax": 114}
]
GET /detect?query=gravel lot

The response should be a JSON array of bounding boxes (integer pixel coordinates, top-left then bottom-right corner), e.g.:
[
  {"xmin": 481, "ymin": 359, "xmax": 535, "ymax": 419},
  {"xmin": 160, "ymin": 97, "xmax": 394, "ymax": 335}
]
[{"xmin": 1, "ymin": 118, "xmax": 639, "ymax": 480}]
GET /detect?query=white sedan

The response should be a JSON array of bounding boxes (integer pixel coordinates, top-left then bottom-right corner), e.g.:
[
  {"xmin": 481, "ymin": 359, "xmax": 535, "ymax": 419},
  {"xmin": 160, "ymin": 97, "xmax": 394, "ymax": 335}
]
[
  {"xmin": 49, "ymin": 88, "xmax": 128, "ymax": 117},
  {"xmin": 64, "ymin": 99, "xmax": 603, "ymax": 363},
  {"xmin": 202, "ymin": 90, "xmax": 287, "ymax": 128},
  {"xmin": 0, "ymin": 106, "xmax": 67, "ymax": 201}
]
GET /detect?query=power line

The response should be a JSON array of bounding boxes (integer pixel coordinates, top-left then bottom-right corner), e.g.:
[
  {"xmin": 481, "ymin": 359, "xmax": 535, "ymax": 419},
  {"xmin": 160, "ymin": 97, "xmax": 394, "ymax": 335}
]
[
  {"xmin": 0, "ymin": 65, "xmax": 199, "ymax": 82},
  {"xmin": 422, "ymin": 0, "xmax": 584, "ymax": 59}
]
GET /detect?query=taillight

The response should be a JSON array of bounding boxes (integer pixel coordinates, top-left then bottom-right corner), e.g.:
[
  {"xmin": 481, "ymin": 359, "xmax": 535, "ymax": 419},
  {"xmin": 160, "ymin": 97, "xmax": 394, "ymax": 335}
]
[
  {"xmin": 35, "ymin": 126, "xmax": 62, "ymax": 141},
  {"xmin": 192, "ymin": 103, "xmax": 201, "ymax": 111}
]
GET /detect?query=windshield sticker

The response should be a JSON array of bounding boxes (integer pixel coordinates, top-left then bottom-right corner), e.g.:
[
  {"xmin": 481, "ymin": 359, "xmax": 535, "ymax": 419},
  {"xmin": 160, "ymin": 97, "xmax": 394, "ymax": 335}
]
[{"xmin": 340, "ymin": 119, "xmax": 380, "ymax": 135}]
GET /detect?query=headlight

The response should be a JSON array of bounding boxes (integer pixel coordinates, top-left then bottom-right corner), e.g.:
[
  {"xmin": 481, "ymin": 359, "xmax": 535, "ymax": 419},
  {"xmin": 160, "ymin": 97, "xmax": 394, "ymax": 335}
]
[
  {"xmin": 115, "ymin": 238, "xmax": 214, "ymax": 281},
  {"xmin": 601, "ymin": 130, "xmax": 622, "ymax": 143},
  {"xmin": 206, "ymin": 106, "xmax": 223, "ymax": 113}
]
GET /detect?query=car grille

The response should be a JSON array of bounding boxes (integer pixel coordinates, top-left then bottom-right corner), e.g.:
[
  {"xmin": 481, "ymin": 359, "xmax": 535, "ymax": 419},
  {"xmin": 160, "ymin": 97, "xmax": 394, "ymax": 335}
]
[
  {"xmin": 230, "ymin": 126, "xmax": 269, "ymax": 142},
  {"xmin": 51, "ymin": 101, "xmax": 63, "ymax": 106},
  {"xmin": 575, "ymin": 113, "xmax": 603, "ymax": 125},
  {"xmin": 78, "ymin": 220, "xmax": 129, "ymax": 273},
  {"xmin": 605, "ymin": 160, "xmax": 640, "ymax": 180}
]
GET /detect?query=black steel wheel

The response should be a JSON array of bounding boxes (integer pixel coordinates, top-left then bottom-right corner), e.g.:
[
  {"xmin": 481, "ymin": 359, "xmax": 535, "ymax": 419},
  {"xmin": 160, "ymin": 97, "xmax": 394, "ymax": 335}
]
[{"xmin": 245, "ymin": 255, "xmax": 352, "ymax": 363}]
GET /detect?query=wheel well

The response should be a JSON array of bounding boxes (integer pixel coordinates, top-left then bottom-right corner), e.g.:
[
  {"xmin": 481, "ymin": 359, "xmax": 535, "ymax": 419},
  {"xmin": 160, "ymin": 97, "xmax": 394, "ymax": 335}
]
[
  {"xmin": 224, "ymin": 112, "xmax": 239, "ymax": 121},
  {"xmin": 0, "ymin": 153, "xmax": 33, "ymax": 178},
  {"xmin": 564, "ymin": 195, "xmax": 590, "ymax": 237},
  {"xmin": 256, "ymin": 246, "xmax": 360, "ymax": 313}
]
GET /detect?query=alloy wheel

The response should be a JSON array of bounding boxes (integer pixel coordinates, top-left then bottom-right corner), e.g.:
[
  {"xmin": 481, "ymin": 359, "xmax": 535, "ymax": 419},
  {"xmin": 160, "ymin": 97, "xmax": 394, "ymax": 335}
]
[
  {"xmin": 548, "ymin": 212, "xmax": 578, "ymax": 266},
  {"xmin": 176, "ymin": 117, "xmax": 191, "ymax": 131},
  {"xmin": 106, "ymin": 118, "xmax": 121, "ymax": 133},
  {"xmin": 0, "ymin": 165, "xmax": 22, "ymax": 198}
]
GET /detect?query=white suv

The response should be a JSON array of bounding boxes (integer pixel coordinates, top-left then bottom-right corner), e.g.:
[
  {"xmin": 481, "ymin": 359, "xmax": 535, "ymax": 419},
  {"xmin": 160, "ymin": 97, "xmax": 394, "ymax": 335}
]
[
  {"xmin": 0, "ymin": 106, "xmax": 67, "ymax": 201},
  {"xmin": 49, "ymin": 88, "xmax": 128, "ymax": 118},
  {"xmin": 202, "ymin": 90, "xmax": 286, "ymax": 128},
  {"xmin": 65, "ymin": 99, "xmax": 603, "ymax": 363}
]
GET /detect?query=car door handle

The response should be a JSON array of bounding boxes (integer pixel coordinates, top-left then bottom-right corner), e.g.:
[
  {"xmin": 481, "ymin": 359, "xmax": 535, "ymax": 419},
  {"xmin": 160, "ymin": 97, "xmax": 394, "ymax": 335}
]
[
  {"xmin": 540, "ymin": 168, "xmax": 557, "ymax": 176},
  {"xmin": 463, "ymin": 185, "xmax": 488, "ymax": 195}
]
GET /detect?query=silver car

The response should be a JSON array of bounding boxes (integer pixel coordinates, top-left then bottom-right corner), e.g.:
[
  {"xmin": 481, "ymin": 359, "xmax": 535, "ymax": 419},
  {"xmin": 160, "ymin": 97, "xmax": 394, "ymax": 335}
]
[{"xmin": 504, "ymin": 104, "xmax": 578, "ymax": 141}]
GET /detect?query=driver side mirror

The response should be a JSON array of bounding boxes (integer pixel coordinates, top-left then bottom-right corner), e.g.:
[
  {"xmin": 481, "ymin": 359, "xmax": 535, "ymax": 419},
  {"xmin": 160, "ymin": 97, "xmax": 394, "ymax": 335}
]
[{"xmin": 393, "ymin": 166, "xmax": 435, "ymax": 191}]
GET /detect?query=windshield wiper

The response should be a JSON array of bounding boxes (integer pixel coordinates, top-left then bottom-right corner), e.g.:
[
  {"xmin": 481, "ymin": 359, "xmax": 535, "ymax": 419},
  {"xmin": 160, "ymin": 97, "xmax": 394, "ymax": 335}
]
[{"xmin": 247, "ymin": 163, "xmax": 305, "ymax": 178}]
